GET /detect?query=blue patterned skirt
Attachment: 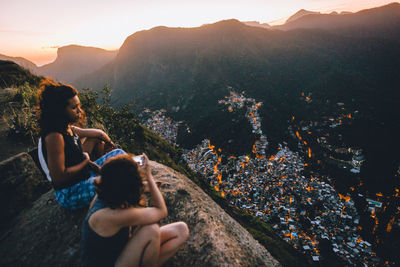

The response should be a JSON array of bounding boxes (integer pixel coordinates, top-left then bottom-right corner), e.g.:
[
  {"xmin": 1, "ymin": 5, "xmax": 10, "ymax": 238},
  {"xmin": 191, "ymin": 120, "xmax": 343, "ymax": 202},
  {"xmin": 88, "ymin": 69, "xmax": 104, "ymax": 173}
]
[{"xmin": 54, "ymin": 149, "xmax": 126, "ymax": 210}]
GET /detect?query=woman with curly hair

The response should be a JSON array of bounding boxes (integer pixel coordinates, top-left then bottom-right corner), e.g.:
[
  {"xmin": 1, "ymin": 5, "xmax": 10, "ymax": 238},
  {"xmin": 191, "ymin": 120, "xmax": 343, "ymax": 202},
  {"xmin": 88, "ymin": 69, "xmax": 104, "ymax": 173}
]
[
  {"xmin": 81, "ymin": 153, "xmax": 189, "ymax": 267},
  {"xmin": 36, "ymin": 78, "xmax": 126, "ymax": 209}
]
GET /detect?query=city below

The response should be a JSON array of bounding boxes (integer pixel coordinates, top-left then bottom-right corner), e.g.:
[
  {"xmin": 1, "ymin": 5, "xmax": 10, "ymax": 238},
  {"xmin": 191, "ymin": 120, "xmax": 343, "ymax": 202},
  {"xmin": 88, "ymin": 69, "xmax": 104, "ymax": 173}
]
[{"xmin": 140, "ymin": 89, "xmax": 398, "ymax": 266}]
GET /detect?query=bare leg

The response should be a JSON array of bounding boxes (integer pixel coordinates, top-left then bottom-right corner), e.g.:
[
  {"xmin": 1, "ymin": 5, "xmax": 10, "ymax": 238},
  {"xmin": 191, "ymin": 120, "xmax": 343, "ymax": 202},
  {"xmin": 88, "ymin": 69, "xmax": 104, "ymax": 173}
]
[
  {"xmin": 88, "ymin": 194, "xmax": 98, "ymax": 210},
  {"xmin": 115, "ymin": 224, "xmax": 161, "ymax": 267},
  {"xmin": 157, "ymin": 222, "xmax": 189, "ymax": 267},
  {"xmin": 81, "ymin": 137, "xmax": 105, "ymax": 159}
]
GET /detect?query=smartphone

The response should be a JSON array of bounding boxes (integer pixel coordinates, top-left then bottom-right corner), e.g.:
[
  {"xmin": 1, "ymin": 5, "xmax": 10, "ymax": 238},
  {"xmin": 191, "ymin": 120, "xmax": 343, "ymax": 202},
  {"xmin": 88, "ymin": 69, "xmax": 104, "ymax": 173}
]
[{"xmin": 132, "ymin": 155, "xmax": 144, "ymax": 166}]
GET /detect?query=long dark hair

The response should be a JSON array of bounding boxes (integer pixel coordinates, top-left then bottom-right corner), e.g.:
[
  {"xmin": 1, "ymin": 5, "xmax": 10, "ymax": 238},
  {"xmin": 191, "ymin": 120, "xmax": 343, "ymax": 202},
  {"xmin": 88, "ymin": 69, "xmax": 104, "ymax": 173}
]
[
  {"xmin": 97, "ymin": 154, "xmax": 144, "ymax": 209},
  {"xmin": 36, "ymin": 78, "xmax": 85, "ymax": 136}
]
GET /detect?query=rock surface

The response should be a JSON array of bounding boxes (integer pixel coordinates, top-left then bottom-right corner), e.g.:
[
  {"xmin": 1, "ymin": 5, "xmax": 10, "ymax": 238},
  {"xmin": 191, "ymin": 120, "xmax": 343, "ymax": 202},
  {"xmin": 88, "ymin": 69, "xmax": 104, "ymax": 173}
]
[
  {"xmin": 0, "ymin": 153, "xmax": 280, "ymax": 266},
  {"xmin": 0, "ymin": 152, "xmax": 51, "ymax": 229}
]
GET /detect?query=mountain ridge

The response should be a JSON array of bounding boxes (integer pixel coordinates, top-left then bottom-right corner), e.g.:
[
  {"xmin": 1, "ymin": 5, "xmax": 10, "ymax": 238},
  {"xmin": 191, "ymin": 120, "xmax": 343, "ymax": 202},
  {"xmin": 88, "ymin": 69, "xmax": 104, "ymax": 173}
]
[
  {"xmin": 4, "ymin": 3, "xmax": 398, "ymax": 86},
  {"xmin": 285, "ymin": 9, "xmax": 321, "ymax": 24},
  {"xmin": 38, "ymin": 45, "xmax": 118, "ymax": 84},
  {"xmin": 0, "ymin": 54, "xmax": 38, "ymax": 74},
  {"xmin": 73, "ymin": 16, "xmax": 400, "ymax": 153},
  {"xmin": 274, "ymin": 2, "xmax": 400, "ymax": 39}
]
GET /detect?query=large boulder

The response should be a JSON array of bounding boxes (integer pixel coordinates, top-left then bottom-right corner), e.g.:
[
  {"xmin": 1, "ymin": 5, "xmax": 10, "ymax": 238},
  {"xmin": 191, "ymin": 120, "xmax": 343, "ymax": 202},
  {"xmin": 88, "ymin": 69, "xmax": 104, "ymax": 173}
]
[
  {"xmin": 0, "ymin": 190, "xmax": 86, "ymax": 266},
  {"xmin": 0, "ymin": 153, "xmax": 280, "ymax": 266},
  {"xmin": 0, "ymin": 152, "xmax": 52, "ymax": 229}
]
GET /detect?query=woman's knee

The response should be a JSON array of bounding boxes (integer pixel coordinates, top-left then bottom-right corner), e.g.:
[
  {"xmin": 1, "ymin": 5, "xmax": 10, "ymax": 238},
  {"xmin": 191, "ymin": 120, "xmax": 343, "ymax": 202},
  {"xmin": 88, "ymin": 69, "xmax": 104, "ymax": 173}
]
[
  {"xmin": 110, "ymin": 148, "xmax": 126, "ymax": 155},
  {"xmin": 141, "ymin": 223, "xmax": 161, "ymax": 238},
  {"xmin": 85, "ymin": 137, "xmax": 101, "ymax": 145},
  {"xmin": 176, "ymin": 222, "xmax": 189, "ymax": 240}
]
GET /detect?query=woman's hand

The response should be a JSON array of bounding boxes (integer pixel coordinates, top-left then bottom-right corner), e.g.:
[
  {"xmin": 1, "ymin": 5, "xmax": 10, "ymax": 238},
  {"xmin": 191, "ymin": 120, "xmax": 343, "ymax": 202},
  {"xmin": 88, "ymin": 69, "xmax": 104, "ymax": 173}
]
[
  {"xmin": 104, "ymin": 140, "xmax": 115, "ymax": 152},
  {"xmin": 88, "ymin": 160, "xmax": 101, "ymax": 174},
  {"xmin": 83, "ymin": 152, "xmax": 90, "ymax": 161},
  {"xmin": 141, "ymin": 153, "xmax": 152, "ymax": 179},
  {"xmin": 142, "ymin": 181, "xmax": 150, "ymax": 192},
  {"xmin": 100, "ymin": 131, "xmax": 112, "ymax": 144},
  {"xmin": 100, "ymin": 131, "xmax": 115, "ymax": 153},
  {"xmin": 84, "ymin": 152, "xmax": 101, "ymax": 173}
]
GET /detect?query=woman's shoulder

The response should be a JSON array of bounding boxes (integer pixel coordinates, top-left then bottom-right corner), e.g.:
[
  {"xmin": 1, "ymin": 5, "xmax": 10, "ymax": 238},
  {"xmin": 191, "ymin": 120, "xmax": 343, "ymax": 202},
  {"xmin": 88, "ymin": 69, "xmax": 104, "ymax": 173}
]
[
  {"xmin": 90, "ymin": 202, "xmax": 139, "ymax": 222},
  {"xmin": 43, "ymin": 132, "xmax": 65, "ymax": 146},
  {"xmin": 42, "ymin": 130, "xmax": 67, "ymax": 138},
  {"xmin": 44, "ymin": 131, "xmax": 64, "ymax": 139},
  {"xmin": 88, "ymin": 201, "xmax": 125, "ymax": 236}
]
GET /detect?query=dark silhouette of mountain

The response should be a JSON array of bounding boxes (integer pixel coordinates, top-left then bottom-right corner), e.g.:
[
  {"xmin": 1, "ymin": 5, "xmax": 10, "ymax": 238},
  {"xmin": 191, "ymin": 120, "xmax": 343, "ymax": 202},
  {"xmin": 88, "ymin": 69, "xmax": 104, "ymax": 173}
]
[
  {"xmin": 37, "ymin": 45, "xmax": 118, "ymax": 84},
  {"xmin": 285, "ymin": 9, "xmax": 321, "ymax": 24},
  {"xmin": 274, "ymin": 2, "xmax": 400, "ymax": 41},
  {"xmin": 0, "ymin": 54, "xmax": 38, "ymax": 75}
]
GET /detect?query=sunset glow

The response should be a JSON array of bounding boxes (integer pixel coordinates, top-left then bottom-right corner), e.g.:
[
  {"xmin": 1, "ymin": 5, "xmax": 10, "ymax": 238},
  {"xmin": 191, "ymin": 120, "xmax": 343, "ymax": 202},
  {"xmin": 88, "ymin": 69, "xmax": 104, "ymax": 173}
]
[{"xmin": 0, "ymin": 0, "xmax": 397, "ymax": 66}]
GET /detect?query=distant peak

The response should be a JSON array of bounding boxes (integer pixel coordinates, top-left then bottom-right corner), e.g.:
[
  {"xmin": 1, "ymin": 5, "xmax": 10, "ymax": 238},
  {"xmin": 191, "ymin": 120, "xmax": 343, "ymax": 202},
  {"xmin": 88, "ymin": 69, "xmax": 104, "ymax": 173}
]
[
  {"xmin": 141, "ymin": 20, "xmax": 244, "ymax": 35},
  {"xmin": 213, "ymin": 19, "xmax": 242, "ymax": 25},
  {"xmin": 386, "ymin": 2, "xmax": 400, "ymax": 7},
  {"xmin": 243, "ymin": 21, "xmax": 271, "ymax": 29},
  {"xmin": 55, "ymin": 45, "xmax": 117, "ymax": 58},
  {"xmin": 198, "ymin": 19, "xmax": 246, "ymax": 30},
  {"xmin": 286, "ymin": 9, "xmax": 321, "ymax": 24},
  {"xmin": 58, "ymin": 45, "xmax": 110, "ymax": 52}
]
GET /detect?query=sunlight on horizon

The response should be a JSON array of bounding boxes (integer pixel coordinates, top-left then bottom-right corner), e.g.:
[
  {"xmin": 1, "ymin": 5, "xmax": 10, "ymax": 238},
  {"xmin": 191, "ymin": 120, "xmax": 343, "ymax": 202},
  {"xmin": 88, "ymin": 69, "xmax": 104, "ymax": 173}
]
[{"xmin": 0, "ymin": 0, "xmax": 397, "ymax": 66}]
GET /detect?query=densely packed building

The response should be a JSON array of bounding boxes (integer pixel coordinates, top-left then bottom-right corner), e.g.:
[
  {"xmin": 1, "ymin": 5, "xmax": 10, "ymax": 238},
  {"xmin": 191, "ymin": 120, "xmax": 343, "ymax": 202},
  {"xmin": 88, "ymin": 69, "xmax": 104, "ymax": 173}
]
[{"xmin": 141, "ymin": 91, "xmax": 383, "ymax": 265}]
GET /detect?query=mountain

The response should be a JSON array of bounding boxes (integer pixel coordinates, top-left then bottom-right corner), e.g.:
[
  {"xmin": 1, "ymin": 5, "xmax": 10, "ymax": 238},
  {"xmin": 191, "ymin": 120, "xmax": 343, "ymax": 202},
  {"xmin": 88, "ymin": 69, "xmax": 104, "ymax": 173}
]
[
  {"xmin": 274, "ymin": 2, "xmax": 400, "ymax": 41},
  {"xmin": 285, "ymin": 9, "xmax": 321, "ymax": 24},
  {"xmin": 37, "ymin": 45, "xmax": 118, "ymax": 84},
  {"xmin": 74, "ymin": 17, "xmax": 400, "ymax": 155},
  {"xmin": 0, "ymin": 54, "xmax": 38, "ymax": 74},
  {"xmin": 243, "ymin": 21, "xmax": 271, "ymax": 29}
]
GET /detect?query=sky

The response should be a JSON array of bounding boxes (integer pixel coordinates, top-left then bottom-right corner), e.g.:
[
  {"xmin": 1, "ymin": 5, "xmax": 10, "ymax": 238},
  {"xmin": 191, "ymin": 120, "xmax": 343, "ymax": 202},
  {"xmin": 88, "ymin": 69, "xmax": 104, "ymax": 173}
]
[{"xmin": 0, "ymin": 0, "xmax": 397, "ymax": 66}]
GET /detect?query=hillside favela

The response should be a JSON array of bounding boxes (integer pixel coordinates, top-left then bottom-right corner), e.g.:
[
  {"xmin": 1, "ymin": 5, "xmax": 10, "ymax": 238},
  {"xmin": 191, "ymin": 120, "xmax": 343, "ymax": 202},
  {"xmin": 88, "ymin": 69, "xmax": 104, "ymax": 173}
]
[{"xmin": 1, "ymin": 1, "xmax": 399, "ymax": 266}]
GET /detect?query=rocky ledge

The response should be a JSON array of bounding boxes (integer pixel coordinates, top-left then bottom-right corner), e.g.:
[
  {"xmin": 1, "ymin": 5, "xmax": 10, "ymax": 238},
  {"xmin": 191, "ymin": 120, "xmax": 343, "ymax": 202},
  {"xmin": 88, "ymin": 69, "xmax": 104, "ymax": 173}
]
[{"xmin": 0, "ymin": 152, "xmax": 280, "ymax": 266}]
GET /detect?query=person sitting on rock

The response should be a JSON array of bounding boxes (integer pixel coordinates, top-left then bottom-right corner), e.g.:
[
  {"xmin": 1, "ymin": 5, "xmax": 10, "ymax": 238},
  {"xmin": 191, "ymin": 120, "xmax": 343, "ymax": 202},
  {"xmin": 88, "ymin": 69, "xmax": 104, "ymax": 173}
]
[
  {"xmin": 81, "ymin": 153, "xmax": 189, "ymax": 267},
  {"xmin": 36, "ymin": 78, "xmax": 126, "ymax": 209}
]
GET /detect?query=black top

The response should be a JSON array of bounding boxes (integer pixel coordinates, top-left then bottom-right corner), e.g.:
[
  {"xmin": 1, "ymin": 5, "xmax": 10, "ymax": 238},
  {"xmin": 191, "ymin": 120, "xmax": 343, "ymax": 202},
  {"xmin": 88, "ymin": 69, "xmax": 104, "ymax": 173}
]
[
  {"xmin": 42, "ymin": 131, "xmax": 91, "ymax": 181},
  {"xmin": 81, "ymin": 198, "xmax": 131, "ymax": 267}
]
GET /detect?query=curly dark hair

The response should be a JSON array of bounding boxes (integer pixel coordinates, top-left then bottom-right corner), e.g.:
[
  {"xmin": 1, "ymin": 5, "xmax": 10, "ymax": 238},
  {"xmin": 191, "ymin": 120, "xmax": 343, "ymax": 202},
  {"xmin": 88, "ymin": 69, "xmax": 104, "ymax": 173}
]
[
  {"xmin": 97, "ymin": 154, "xmax": 144, "ymax": 209},
  {"xmin": 36, "ymin": 78, "xmax": 86, "ymax": 136}
]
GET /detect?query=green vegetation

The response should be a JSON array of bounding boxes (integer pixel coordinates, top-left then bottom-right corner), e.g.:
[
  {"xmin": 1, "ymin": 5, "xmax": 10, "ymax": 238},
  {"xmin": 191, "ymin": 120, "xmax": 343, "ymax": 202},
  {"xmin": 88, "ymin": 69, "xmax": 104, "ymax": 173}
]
[
  {"xmin": 78, "ymin": 84, "xmax": 183, "ymax": 170},
  {"xmin": 0, "ymin": 60, "xmax": 42, "ymax": 88},
  {"xmin": 7, "ymin": 84, "xmax": 40, "ymax": 144}
]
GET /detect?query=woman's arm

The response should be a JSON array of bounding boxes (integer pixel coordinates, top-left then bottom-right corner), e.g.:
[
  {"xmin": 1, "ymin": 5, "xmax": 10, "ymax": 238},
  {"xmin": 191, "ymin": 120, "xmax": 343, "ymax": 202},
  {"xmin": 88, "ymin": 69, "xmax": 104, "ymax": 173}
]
[
  {"xmin": 71, "ymin": 125, "xmax": 112, "ymax": 143},
  {"xmin": 45, "ymin": 132, "xmax": 91, "ymax": 190}
]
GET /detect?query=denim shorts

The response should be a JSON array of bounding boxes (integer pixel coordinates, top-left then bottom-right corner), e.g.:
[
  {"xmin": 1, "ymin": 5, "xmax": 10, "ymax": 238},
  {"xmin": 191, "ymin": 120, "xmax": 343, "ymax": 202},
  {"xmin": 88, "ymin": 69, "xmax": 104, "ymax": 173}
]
[{"xmin": 54, "ymin": 149, "xmax": 126, "ymax": 210}]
